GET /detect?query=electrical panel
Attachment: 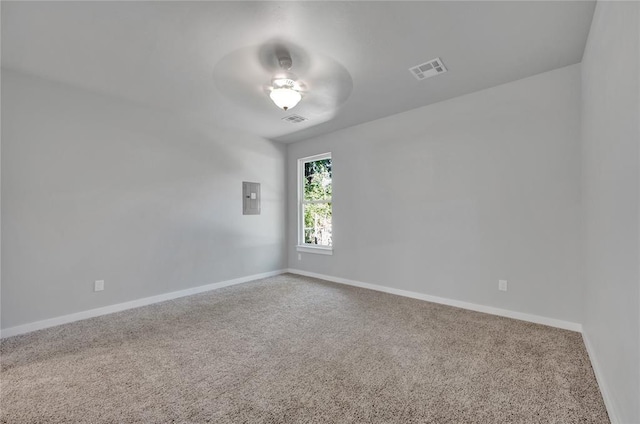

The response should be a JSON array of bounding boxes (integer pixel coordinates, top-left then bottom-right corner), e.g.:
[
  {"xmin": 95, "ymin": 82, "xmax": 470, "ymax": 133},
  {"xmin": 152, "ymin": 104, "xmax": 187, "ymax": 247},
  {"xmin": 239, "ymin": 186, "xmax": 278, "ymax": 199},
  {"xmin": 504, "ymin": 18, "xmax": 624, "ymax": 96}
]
[{"xmin": 242, "ymin": 182, "xmax": 260, "ymax": 215}]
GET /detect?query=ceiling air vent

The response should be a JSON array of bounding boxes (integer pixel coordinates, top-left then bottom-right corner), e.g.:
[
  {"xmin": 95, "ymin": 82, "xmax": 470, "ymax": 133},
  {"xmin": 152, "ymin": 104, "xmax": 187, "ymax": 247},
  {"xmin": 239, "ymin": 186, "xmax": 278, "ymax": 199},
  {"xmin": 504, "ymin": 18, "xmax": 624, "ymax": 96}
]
[
  {"xmin": 409, "ymin": 57, "xmax": 447, "ymax": 81},
  {"xmin": 282, "ymin": 114, "xmax": 308, "ymax": 123}
]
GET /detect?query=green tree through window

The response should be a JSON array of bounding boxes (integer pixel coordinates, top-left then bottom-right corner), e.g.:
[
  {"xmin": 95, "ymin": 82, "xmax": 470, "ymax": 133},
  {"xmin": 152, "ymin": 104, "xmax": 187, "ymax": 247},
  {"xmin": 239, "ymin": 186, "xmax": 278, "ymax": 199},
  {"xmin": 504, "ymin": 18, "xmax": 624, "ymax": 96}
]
[{"xmin": 301, "ymin": 155, "xmax": 332, "ymax": 246}]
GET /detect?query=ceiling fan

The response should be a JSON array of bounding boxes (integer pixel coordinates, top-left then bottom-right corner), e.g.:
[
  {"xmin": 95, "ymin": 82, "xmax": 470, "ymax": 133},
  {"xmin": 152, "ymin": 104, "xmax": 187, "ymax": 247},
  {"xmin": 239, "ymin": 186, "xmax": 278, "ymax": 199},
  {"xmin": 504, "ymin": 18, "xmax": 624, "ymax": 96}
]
[
  {"xmin": 212, "ymin": 39, "xmax": 352, "ymax": 119},
  {"xmin": 268, "ymin": 45, "xmax": 305, "ymax": 111}
]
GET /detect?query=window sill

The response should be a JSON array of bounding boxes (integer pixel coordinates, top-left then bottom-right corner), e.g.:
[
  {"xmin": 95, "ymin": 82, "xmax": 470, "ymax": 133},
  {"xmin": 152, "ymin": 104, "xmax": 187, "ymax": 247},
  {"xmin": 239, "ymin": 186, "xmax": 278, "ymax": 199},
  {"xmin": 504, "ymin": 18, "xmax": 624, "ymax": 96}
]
[{"xmin": 296, "ymin": 245, "xmax": 333, "ymax": 255}]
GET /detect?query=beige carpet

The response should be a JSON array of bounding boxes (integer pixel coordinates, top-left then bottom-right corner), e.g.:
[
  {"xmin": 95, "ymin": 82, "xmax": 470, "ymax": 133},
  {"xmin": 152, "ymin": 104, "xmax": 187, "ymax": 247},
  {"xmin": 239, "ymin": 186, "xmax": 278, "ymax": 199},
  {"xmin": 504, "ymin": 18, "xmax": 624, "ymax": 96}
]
[{"xmin": 1, "ymin": 273, "xmax": 609, "ymax": 423}]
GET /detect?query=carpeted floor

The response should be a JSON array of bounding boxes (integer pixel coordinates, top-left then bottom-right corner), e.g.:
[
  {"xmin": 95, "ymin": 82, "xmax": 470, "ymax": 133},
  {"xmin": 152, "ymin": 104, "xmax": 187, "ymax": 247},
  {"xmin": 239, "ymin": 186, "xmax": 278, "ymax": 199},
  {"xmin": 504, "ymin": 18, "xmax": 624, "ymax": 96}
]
[{"xmin": 1, "ymin": 273, "xmax": 609, "ymax": 423}]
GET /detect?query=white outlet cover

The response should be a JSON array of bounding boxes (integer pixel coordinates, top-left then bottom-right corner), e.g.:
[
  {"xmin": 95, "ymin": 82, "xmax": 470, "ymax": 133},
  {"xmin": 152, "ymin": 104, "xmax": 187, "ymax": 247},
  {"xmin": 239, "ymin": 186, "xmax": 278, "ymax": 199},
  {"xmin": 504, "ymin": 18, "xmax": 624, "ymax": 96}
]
[
  {"xmin": 94, "ymin": 280, "xmax": 105, "ymax": 292},
  {"xmin": 498, "ymin": 280, "xmax": 508, "ymax": 291}
]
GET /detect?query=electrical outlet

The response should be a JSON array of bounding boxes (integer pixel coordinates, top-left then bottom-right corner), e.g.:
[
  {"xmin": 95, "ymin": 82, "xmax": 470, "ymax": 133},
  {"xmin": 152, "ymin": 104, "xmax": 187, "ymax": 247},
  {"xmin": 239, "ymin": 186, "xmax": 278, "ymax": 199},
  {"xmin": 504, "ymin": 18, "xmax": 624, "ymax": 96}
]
[
  {"xmin": 298, "ymin": 253, "xmax": 302, "ymax": 261},
  {"xmin": 498, "ymin": 280, "xmax": 508, "ymax": 292},
  {"xmin": 94, "ymin": 280, "xmax": 105, "ymax": 292}
]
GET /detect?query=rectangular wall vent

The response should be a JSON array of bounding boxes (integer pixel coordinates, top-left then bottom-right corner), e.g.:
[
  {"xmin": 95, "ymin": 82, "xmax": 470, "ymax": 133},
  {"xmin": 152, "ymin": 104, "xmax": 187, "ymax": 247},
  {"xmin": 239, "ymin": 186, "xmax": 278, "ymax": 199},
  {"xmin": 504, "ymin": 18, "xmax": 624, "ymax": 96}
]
[
  {"xmin": 282, "ymin": 114, "xmax": 308, "ymax": 124},
  {"xmin": 409, "ymin": 57, "xmax": 447, "ymax": 81}
]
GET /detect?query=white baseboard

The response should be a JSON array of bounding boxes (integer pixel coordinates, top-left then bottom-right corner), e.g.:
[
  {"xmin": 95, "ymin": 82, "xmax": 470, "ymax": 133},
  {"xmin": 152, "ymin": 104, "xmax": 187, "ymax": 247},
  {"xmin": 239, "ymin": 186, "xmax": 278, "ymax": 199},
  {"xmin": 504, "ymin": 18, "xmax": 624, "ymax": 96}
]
[
  {"xmin": 2, "ymin": 268, "xmax": 583, "ymax": 337},
  {"xmin": 286, "ymin": 268, "xmax": 583, "ymax": 333},
  {"xmin": 0, "ymin": 269, "xmax": 287, "ymax": 339},
  {"xmin": 582, "ymin": 332, "xmax": 620, "ymax": 424}
]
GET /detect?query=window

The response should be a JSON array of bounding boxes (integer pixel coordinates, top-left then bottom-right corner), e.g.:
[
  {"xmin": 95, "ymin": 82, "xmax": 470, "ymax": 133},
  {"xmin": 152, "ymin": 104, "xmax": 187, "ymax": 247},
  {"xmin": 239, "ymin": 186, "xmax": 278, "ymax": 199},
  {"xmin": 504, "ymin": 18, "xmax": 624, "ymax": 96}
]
[{"xmin": 297, "ymin": 153, "xmax": 332, "ymax": 255}]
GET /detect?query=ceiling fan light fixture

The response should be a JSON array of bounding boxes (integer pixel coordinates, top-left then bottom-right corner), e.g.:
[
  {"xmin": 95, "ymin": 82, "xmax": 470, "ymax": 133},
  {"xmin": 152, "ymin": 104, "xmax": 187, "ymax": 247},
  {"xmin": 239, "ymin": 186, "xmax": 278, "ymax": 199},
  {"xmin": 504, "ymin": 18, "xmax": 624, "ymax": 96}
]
[
  {"xmin": 269, "ymin": 88, "xmax": 301, "ymax": 111},
  {"xmin": 269, "ymin": 78, "xmax": 302, "ymax": 111}
]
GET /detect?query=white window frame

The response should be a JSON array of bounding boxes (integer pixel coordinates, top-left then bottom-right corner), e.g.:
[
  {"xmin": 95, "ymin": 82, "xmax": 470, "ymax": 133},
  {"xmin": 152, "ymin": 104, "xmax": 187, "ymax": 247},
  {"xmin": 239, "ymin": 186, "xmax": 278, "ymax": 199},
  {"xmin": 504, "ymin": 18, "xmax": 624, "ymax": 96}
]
[{"xmin": 297, "ymin": 152, "xmax": 333, "ymax": 255}]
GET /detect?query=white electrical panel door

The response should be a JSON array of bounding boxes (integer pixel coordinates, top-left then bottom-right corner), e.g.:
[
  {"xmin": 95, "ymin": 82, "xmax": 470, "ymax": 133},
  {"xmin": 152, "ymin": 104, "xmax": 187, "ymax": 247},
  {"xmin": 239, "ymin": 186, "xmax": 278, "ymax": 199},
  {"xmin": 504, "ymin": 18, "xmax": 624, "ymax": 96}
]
[{"xmin": 242, "ymin": 182, "xmax": 260, "ymax": 215}]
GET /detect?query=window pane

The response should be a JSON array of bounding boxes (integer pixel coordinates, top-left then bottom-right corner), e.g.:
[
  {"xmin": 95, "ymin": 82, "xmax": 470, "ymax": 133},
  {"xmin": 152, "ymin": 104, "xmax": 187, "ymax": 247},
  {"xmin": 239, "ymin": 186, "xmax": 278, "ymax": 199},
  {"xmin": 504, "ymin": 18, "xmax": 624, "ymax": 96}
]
[
  {"xmin": 304, "ymin": 159, "xmax": 332, "ymax": 201},
  {"xmin": 303, "ymin": 202, "xmax": 332, "ymax": 246}
]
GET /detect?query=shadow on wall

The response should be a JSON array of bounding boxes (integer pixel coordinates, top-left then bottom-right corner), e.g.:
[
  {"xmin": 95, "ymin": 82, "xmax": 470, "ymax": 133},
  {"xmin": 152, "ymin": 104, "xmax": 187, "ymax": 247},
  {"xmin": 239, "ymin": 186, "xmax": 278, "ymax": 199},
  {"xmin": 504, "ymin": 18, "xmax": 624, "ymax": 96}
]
[{"xmin": 1, "ymin": 70, "xmax": 287, "ymax": 329}]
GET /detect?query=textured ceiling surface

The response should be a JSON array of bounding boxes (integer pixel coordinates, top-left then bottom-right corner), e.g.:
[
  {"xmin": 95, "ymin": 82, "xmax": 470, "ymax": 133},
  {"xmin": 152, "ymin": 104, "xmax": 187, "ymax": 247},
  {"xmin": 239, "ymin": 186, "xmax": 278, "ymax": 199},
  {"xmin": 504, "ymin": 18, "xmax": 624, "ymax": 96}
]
[{"xmin": 1, "ymin": 1, "xmax": 595, "ymax": 143}]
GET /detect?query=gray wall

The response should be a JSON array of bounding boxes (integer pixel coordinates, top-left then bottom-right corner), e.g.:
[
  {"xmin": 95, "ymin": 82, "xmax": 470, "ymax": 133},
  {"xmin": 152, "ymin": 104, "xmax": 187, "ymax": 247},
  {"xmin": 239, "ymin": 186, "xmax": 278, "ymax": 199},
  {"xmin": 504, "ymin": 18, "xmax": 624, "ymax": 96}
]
[
  {"xmin": 287, "ymin": 65, "xmax": 583, "ymax": 324},
  {"xmin": 581, "ymin": 2, "xmax": 640, "ymax": 423},
  {"xmin": 1, "ymin": 70, "xmax": 287, "ymax": 329}
]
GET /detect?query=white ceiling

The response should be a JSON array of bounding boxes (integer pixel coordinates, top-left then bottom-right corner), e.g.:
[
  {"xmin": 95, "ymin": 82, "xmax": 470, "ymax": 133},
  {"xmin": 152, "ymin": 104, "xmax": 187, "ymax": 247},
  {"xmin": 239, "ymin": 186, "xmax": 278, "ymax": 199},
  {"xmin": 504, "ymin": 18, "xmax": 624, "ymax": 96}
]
[{"xmin": 1, "ymin": 1, "xmax": 595, "ymax": 143}]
